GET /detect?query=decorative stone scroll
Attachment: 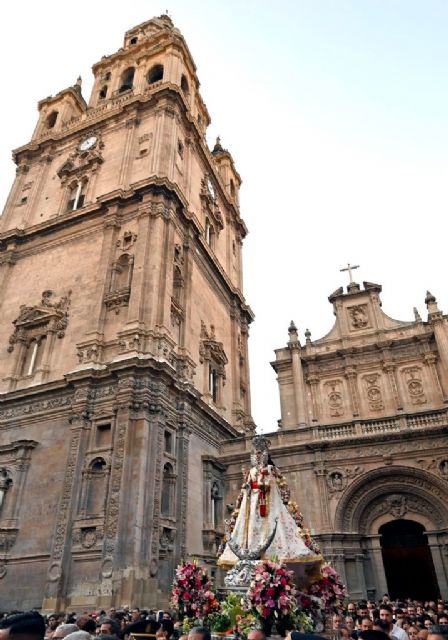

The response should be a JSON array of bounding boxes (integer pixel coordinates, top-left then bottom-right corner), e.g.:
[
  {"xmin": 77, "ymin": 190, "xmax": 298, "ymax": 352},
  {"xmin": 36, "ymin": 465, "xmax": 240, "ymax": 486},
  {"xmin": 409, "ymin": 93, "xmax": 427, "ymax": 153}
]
[
  {"xmin": 324, "ymin": 380, "xmax": 345, "ymax": 417},
  {"xmin": 363, "ymin": 374, "xmax": 384, "ymax": 411}
]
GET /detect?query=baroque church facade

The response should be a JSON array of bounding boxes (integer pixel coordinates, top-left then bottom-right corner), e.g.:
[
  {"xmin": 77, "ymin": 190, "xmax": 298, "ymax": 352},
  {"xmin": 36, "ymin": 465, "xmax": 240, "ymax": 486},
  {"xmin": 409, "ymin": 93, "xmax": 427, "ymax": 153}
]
[
  {"xmin": 0, "ymin": 16, "xmax": 254, "ymax": 611},
  {"xmin": 224, "ymin": 281, "xmax": 448, "ymax": 601},
  {"xmin": 1, "ymin": 14, "xmax": 448, "ymax": 613}
]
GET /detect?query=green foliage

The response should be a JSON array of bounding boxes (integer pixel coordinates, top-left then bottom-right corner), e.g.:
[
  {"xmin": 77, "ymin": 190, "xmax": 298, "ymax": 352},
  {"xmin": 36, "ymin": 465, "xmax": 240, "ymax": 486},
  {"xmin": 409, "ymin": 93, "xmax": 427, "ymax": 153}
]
[
  {"xmin": 207, "ymin": 612, "xmax": 232, "ymax": 632},
  {"xmin": 182, "ymin": 617, "xmax": 202, "ymax": 633},
  {"xmin": 220, "ymin": 592, "xmax": 245, "ymax": 627}
]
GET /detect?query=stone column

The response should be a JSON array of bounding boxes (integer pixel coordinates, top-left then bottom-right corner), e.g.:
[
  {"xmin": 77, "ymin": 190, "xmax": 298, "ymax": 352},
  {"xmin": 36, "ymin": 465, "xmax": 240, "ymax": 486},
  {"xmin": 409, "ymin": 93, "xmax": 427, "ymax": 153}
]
[
  {"xmin": 43, "ymin": 407, "xmax": 91, "ymax": 611},
  {"xmin": 423, "ymin": 353, "xmax": 445, "ymax": 405},
  {"xmin": 118, "ymin": 116, "xmax": 139, "ymax": 189},
  {"xmin": 313, "ymin": 461, "xmax": 331, "ymax": 531},
  {"xmin": 426, "ymin": 532, "xmax": 448, "ymax": 598},
  {"xmin": 383, "ymin": 362, "xmax": 403, "ymax": 411},
  {"xmin": 427, "ymin": 293, "xmax": 448, "ymax": 400},
  {"xmin": 344, "ymin": 367, "xmax": 360, "ymax": 417},
  {"xmin": 368, "ymin": 535, "xmax": 389, "ymax": 598},
  {"xmin": 307, "ymin": 375, "xmax": 320, "ymax": 422},
  {"xmin": 290, "ymin": 345, "xmax": 308, "ymax": 426},
  {"xmin": 126, "ymin": 201, "xmax": 152, "ymax": 327}
]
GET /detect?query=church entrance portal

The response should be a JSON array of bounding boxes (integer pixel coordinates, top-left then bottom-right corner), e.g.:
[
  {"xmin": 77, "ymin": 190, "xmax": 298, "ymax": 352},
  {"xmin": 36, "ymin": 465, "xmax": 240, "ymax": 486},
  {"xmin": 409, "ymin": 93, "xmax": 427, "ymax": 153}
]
[{"xmin": 379, "ymin": 519, "xmax": 440, "ymax": 600}]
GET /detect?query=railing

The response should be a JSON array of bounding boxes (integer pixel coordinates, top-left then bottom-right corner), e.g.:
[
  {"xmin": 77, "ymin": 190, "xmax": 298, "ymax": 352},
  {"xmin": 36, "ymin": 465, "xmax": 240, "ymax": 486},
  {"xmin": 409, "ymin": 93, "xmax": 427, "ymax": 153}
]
[{"xmin": 315, "ymin": 409, "xmax": 448, "ymax": 441}]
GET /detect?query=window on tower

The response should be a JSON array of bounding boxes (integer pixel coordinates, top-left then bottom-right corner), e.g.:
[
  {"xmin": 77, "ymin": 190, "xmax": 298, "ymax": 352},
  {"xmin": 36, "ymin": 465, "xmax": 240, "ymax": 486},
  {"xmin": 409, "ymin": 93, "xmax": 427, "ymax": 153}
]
[
  {"xmin": 205, "ymin": 219, "xmax": 215, "ymax": 249},
  {"xmin": 209, "ymin": 365, "xmax": 219, "ymax": 403},
  {"xmin": 99, "ymin": 85, "xmax": 108, "ymax": 100},
  {"xmin": 180, "ymin": 74, "xmax": 189, "ymax": 95},
  {"xmin": 66, "ymin": 180, "xmax": 87, "ymax": 212},
  {"xmin": 147, "ymin": 64, "xmax": 164, "ymax": 84},
  {"xmin": 129, "ymin": 36, "xmax": 138, "ymax": 45},
  {"xmin": 119, "ymin": 67, "xmax": 135, "ymax": 93},
  {"xmin": 46, "ymin": 111, "xmax": 58, "ymax": 129}
]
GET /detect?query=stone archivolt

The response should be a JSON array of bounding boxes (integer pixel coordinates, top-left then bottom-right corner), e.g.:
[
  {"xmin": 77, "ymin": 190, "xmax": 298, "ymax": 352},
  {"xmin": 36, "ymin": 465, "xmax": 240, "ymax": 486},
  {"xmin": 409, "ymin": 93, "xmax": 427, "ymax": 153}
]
[{"xmin": 334, "ymin": 466, "xmax": 448, "ymax": 533}]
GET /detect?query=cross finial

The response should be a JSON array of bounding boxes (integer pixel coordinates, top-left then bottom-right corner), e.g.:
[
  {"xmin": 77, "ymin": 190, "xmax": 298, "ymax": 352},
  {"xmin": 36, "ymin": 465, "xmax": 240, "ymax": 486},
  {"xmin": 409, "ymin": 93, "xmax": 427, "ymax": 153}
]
[{"xmin": 340, "ymin": 263, "xmax": 359, "ymax": 284}]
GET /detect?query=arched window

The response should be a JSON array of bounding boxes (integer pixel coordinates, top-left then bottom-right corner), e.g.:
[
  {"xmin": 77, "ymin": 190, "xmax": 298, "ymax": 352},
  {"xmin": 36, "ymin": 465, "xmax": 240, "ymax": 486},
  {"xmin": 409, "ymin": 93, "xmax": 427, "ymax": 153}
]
[
  {"xmin": 180, "ymin": 74, "xmax": 189, "ymax": 95},
  {"xmin": 20, "ymin": 336, "xmax": 46, "ymax": 377},
  {"xmin": 161, "ymin": 463, "xmax": 175, "ymax": 516},
  {"xmin": 103, "ymin": 71, "xmax": 111, "ymax": 81},
  {"xmin": 119, "ymin": 67, "xmax": 135, "ymax": 93},
  {"xmin": 66, "ymin": 180, "xmax": 87, "ymax": 212},
  {"xmin": 209, "ymin": 365, "xmax": 218, "ymax": 403},
  {"xmin": 147, "ymin": 64, "xmax": 164, "ymax": 84},
  {"xmin": 205, "ymin": 219, "xmax": 215, "ymax": 249},
  {"xmin": 47, "ymin": 111, "xmax": 58, "ymax": 129},
  {"xmin": 99, "ymin": 85, "xmax": 108, "ymax": 100},
  {"xmin": 86, "ymin": 457, "xmax": 107, "ymax": 515},
  {"xmin": 230, "ymin": 179, "xmax": 236, "ymax": 198},
  {"xmin": 130, "ymin": 36, "xmax": 138, "ymax": 45},
  {"xmin": 172, "ymin": 265, "xmax": 183, "ymax": 304}
]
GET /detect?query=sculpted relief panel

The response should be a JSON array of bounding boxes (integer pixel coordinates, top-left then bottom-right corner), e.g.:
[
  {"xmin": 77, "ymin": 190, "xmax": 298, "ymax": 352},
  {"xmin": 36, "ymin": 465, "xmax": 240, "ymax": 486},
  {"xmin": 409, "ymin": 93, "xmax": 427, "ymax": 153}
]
[
  {"xmin": 402, "ymin": 366, "xmax": 427, "ymax": 405},
  {"xmin": 347, "ymin": 304, "xmax": 370, "ymax": 330},
  {"xmin": 362, "ymin": 373, "xmax": 385, "ymax": 412},
  {"xmin": 324, "ymin": 380, "xmax": 345, "ymax": 418}
]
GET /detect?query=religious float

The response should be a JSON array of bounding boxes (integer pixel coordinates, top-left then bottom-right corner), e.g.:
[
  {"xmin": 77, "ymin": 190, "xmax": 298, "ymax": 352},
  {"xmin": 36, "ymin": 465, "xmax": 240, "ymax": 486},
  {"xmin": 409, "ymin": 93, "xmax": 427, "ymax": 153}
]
[{"xmin": 171, "ymin": 436, "xmax": 346, "ymax": 638}]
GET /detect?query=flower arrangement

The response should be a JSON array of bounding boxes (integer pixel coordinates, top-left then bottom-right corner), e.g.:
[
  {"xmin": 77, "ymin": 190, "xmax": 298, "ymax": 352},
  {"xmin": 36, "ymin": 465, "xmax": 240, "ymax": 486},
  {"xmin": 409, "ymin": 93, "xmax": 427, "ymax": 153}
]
[
  {"xmin": 307, "ymin": 563, "xmax": 346, "ymax": 613},
  {"xmin": 171, "ymin": 560, "xmax": 221, "ymax": 620},
  {"xmin": 207, "ymin": 612, "xmax": 232, "ymax": 633},
  {"xmin": 244, "ymin": 559, "xmax": 297, "ymax": 622},
  {"xmin": 234, "ymin": 614, "xmax": 260, "ymax": 640}
]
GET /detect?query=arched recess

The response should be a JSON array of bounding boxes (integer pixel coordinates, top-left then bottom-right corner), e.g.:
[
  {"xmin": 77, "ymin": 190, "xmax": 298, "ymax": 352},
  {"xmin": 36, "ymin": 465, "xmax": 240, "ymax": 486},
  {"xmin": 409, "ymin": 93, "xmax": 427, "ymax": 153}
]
[{"xmin": 334, "ymin": 466, "xmax": 448, "ymax": 534}]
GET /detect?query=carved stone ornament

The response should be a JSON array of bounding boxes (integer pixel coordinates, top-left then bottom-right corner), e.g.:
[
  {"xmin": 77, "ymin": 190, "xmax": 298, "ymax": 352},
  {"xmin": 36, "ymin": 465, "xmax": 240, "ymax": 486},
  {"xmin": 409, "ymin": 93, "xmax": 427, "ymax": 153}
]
[
  {"xmin": 439, "ymin": 460, "xmax": 448, "ymax": 478},
  {"xmin": 0, "ymin": 564, "xmax": 6, "ymax": 579},
  {"xmin": 0, "ymin": 528, "xmax": 18, "ymax": 552},
  {"xmin": 363, "ymin": 374, "xmax": 384, "ymax": 411},
  {"xmin": 347, "ymin": 304, "xmax": 369, "ymax": 329},
  {"xmin": 385, "ymin": 494, "xmax": 408, "ymax": 518},
  {"xmin": 199, "ymin": 321, "xmax": 228, "ymax": 378},
  {"xmin": 324, "ymin": 380, "xmax": 344, "ymax": 417},
  {"xmin": 116, "ymin": 230, "xmax": 137, "ymax": 251},
  {"xmin": 403, "ymin": 366, "xmax": 427, "ymax": 405},
  {"xmin": 8, "ymin": 290, "xmax": 71, "ymax": 352},
  {"xmin": 326, "ymin": 466, "xmax": 363, "ymax": 493},
  {"xmin": 57, "ymin": 137, "xmax": 104, "ymax": 183}
]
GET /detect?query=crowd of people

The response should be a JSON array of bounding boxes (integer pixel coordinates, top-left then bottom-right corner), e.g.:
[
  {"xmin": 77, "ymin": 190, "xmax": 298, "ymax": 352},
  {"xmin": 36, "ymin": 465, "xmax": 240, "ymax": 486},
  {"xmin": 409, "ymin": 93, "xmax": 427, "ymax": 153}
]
[
  {"xmin": 329, "ymin": 597, "xmax": 448, "ymax": 640},
  {"xmin": 0, "ymin": 598, "xmax": 448, "ymax": 640}
]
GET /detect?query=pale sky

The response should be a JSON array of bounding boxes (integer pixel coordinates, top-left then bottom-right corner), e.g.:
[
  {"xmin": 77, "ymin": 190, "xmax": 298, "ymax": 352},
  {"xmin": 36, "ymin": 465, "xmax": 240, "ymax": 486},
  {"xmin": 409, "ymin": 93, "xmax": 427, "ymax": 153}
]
[{"xmin": 1, "ymin": 1, "xmax": 447, "ymax": 432}]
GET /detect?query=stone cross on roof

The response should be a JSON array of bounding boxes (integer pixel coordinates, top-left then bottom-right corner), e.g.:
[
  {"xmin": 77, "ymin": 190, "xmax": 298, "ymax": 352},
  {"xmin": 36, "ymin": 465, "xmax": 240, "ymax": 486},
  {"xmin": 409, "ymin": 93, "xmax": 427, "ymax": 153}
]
[{"xmin": 340, "ymin": 263, "xmax": 360, "ymax": 284}]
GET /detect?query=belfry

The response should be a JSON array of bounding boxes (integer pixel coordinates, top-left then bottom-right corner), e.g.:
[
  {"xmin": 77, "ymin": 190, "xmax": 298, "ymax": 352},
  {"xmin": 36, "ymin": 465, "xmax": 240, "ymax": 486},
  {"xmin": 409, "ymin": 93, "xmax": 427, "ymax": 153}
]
[{"xmin": 0, "ymin": 15, "xmax": 254, "ymax": 610}]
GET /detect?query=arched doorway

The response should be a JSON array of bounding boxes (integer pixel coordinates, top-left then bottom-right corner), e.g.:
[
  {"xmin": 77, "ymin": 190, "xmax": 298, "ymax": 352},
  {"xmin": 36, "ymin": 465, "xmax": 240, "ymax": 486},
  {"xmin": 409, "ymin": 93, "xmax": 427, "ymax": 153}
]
[{"xmin": 379, "ymin": 519, "xmax": 440, "ymax": 600}]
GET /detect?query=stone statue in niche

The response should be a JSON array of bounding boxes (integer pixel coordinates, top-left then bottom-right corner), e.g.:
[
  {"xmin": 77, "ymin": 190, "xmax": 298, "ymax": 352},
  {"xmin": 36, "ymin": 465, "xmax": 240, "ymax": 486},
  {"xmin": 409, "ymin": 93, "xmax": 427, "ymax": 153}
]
[
  {"xmin": 0, "ymin": 469, "xmax": 12, "ymax": 511},
  {"xmin": 403, "ymin": 367, "xmax": 427, "ymax": 405},
  {"xmin": 439, "ymin": 460, "xmax": 448, "ymax": 478},
  {"xmin": 327, "ymin": 471, "xmax": 345, "ymax": 492},
  {"xmin": 348, "ymin": 304, "xmax": 369, "ymax": 329}
]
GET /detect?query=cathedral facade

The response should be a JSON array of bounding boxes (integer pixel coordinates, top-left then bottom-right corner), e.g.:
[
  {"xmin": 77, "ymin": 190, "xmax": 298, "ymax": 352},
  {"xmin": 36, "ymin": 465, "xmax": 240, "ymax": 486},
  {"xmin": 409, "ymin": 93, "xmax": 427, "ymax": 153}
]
[
  {"xmin": 0, "ymin": 16, "xmax": 254, "ymax": 611},
  {"xmin": 222, "ymin": 281, "xmax": 448, "ymax": 602}
]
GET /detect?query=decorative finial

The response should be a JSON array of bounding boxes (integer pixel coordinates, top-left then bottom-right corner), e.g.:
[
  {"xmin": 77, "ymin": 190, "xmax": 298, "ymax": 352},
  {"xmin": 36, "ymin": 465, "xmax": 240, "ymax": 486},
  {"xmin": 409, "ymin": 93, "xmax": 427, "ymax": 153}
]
[
  {"xmin": 212, "ymin": 136, "xmax": 224, "ymax": 155},
  {"xmin": 413, "ymin": 307, "xmax": 422, "ymax": 322},
  {"xmin": 305, "ymin": 328, "xmax": 311, "ymax": 343},
  {"xmin": 288, "ymin": 320, "xmax": 297, "ymax": 334},
  {"xmin": 76, "ymin": 76, "xmax": 82, "ymax": 87},
  {"xmin": 425, "ymin": 291, "xmax": 436, "ymax": 305}
]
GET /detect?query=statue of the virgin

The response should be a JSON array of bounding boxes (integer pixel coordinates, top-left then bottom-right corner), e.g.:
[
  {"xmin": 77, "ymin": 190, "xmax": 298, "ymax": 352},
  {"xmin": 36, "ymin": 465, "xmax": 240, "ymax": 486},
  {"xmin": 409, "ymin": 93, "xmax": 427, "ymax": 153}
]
[{"xmin": 218, "ymin": 436, "xmax": 322, "ymax": 580}]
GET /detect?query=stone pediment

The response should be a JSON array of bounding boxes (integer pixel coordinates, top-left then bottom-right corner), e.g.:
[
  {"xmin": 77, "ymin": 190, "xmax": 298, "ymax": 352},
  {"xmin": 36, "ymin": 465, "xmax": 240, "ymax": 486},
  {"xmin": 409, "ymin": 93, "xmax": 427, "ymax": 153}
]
[
  {"xmin": 57, "ymin": 145, "xmax": 103, "ymax": 181},
  {"xmin": 8, "ymin": 290, "xmax": 71, "ymax": 351}
]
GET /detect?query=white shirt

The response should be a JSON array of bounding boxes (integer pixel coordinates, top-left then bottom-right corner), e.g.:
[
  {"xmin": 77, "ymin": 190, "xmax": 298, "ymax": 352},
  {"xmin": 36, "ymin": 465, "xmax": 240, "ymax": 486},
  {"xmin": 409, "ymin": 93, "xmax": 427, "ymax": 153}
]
[{"xmin": 392, "ymin": 625, "xmax": 409, "ymax": 640}]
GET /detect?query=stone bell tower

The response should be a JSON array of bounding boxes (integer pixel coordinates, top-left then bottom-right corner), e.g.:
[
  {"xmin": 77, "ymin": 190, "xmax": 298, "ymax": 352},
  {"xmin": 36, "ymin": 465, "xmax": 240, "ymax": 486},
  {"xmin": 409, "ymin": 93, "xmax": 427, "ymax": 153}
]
[{"xmin": 0, "ymin": 15, "xmax": 254, "ymax": 611}]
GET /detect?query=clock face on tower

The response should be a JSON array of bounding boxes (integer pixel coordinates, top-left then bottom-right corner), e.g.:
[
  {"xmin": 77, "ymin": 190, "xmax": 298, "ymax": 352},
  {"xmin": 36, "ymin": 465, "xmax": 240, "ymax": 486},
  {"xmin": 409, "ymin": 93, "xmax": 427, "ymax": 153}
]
[{"xmin": 78, "ymin": 135, "xmax": 97, "ymax": 151}]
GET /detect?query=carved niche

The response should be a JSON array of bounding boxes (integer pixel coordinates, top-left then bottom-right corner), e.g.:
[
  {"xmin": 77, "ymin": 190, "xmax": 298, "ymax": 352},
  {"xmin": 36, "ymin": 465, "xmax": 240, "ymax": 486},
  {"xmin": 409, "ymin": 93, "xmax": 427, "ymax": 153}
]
[
  {"xmin": 8, "ymin": 290, "xmax": 71, "ymax": 352},
  {"xmin": 324, "ymin": 380, "xmax": 345, "ymax": 417},
  {"xmin": 402, "ymin": 366, "xmax": 427, "ymax": 405},
  {"xmin": 326, "ymin": 466, "xmax": 363, "ymax": 494},
  {"xmin": 363, "ymin": 373, "xmax": 384, "ymax": 411},
  {"xmin": 199, "ymin": 322, "xmax": 228, "ymax": 380},
  {"xmin": 347, "ymin": 304, "xmax": 369, "ymax": 329},
  {"xmin": 104, "ymin": 231, "xmax": 136, "ymax": 314}
]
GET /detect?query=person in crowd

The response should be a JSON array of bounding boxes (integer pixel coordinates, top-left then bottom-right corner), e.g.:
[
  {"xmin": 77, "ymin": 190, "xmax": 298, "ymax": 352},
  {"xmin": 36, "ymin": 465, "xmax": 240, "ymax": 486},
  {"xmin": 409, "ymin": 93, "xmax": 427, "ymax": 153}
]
[
  {"xmin": 428, "ymin": 625, "xmax": 448, "ymax": 640},
  {"xmin": 425, "ymin": 620, "xmax": 437, "ymax": 631},
  {"xmin": 129, "ymin": 612, "xmax": 140, "ymax": 625},
  {"xmin": 53, "ymin": 626, "xmax": 79, "ymax": 640},
  {"xmin": 0, "ymin": 612, "xmax": 46, "ymax": 640},
  {"xmin": 359, "ymin": 631, "xmax": 390, "ymax": 640},
  {"xmin": 418, "ymin": 631, "xmax": 429, "ymax": 640},
  {"xmin": 45, "ymin": 616, "xmax": 60, "ymax": 640},
  {"xmin": 76, "ymin": 618, "xmax": 96, "ymax": 637},
  {"xmin": 64, "ymin": 632, "xmax": 91, "ymax": 640},
  {"xmin": 438, "ymin": 618, "xmax": 448, "ymax": 626},
  {"xmin": 359, "ymin": 618, "xmax": 374, "ymax": 633},
  {"xmin": 187, "ymin": 628, "xmax": 210, "ymax": 640},
  {"xmin": 333, "ymin": 614, "xmax": 343, "ymax": 630},
  {"xmin": 346, "ymin": 604, "xmax": 357, "ymax": 616},
  {"xmin": 380, "ymin": 605, "xmax": 409, "ymax": 640},
  {"xmin": 373, "ymin": 619, "xmax": 395, "ymax": 639},
  {"xmin": 407, "ymin": 626, "xmax": 420, "ymax": 640},
  {"xmin": 98, "ymin": 621, "xmax": 120, "ymax": 639}
]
